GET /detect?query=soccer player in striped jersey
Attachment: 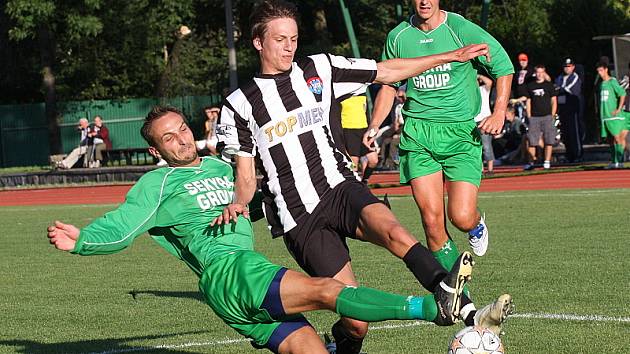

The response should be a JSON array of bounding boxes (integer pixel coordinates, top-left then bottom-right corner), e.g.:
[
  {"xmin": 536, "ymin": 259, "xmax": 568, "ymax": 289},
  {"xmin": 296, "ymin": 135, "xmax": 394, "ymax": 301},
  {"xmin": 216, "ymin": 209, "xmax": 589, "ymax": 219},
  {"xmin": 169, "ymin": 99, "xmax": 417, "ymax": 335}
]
[
  {"xmin": 215, "ymin": 1, "xmax": 507, "ymax": 352},
  {"xmin": 47, "ymin": 106, "xmax": 472, "ymax": 353}
]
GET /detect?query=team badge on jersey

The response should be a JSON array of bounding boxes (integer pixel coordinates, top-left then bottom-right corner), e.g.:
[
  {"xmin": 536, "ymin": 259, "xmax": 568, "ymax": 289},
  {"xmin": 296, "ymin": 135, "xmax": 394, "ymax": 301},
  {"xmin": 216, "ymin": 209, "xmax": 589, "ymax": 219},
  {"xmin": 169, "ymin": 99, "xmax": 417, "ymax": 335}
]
[{"xmin": 307, "ymin": 77, "xmax": 323, "ymax": 95}]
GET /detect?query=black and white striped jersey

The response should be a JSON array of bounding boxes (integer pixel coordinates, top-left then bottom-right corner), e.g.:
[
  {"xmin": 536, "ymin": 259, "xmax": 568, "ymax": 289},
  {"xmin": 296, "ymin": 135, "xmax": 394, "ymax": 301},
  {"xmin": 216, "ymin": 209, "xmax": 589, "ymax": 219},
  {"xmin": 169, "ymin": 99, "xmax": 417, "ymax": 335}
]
[{"xmin": 217, "ymin": 53, "xmax": 377, "ymax": 233}]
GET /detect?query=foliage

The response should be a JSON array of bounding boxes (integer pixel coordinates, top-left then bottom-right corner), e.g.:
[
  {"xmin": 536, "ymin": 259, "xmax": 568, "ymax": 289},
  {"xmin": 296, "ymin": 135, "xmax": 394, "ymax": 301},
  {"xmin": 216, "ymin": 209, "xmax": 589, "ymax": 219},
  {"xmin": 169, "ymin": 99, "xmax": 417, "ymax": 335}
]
[{"xmin": 1, "ymin": 0, "xmax": 630, "ymax": 104}]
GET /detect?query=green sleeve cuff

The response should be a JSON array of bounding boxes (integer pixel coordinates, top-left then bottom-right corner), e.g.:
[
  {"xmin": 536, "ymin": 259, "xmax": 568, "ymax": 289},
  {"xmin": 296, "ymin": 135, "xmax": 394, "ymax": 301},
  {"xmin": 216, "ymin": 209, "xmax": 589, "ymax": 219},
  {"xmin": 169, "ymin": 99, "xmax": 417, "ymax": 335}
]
[{"xmin": 70, "ymin": 230, "xmax": 87, "ymax": 254}]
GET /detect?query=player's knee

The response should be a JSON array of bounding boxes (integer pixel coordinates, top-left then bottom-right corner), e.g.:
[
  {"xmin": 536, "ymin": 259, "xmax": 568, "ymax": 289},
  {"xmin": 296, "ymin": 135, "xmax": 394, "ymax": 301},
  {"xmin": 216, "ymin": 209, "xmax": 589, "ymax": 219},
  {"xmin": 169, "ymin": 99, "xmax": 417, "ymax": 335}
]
[
  {"xmin": 421, "ymin": 212, "xmax": 443, "ymax": 232},
  {"xmin": 449, "ymin": 210, "xmax": 478, "ymax": 231},
  {"xmin": 310, "ymin": 278, "xmax": 345, "ymax": 309}
]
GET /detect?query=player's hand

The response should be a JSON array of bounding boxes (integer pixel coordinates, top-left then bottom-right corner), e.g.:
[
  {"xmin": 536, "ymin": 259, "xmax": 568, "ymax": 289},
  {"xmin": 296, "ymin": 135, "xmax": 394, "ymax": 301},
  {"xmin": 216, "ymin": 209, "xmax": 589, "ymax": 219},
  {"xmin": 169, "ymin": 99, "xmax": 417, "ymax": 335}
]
[
  {"xmin": 451, "ymin": 44, "xmax": 490, "ymax": 63},
  {"xmin": 210, "ymin": 203, "xmax": 249, "ymax": 226},
  {"xmin": 612, "ymin": 109, "xmax": 620, "ymax": 117},
  {"xmin": 477, "ymin": 112, "xmax": 505, "ymax": 135},
  {"xmin": 362, "ymin": 127, "xmax": 378, "ymax": 151},
  {"xmin": 47, "ymin": 220, "xmax": 79, "ymax": 251}
]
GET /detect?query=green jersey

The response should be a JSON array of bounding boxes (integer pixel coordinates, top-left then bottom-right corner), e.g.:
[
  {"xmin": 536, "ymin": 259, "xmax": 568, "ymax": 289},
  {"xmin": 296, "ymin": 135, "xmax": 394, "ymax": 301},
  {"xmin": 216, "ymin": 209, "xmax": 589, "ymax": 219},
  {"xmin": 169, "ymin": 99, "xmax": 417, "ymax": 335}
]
[
  {"xmin": 382, "ymin": 12, "xmax": 513, "ymax": 122},
  {"xmin": 599, "ymin": 78, "xmax": 626, "ymax": 120},
  {"xmin": 71, "ymin": 156, "xmax": 253, "ymax": 277}
]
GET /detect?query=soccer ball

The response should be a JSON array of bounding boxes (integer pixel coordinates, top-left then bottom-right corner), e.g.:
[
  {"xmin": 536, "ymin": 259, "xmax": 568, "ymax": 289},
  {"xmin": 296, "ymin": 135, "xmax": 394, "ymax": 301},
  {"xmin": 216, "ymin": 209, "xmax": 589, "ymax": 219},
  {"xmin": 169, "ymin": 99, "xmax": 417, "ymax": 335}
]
[{"xmin": 448, "ymin": 326, "xmax": 504, "ymax": 354}]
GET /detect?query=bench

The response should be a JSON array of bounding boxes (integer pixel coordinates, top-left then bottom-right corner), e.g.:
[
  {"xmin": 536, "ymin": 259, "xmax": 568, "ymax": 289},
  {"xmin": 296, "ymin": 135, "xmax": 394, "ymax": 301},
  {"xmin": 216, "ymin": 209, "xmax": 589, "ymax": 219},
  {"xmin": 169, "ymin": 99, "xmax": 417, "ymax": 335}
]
[{"xmin": 104, "ymin": 148, "xmax": 157, "ymax": 166}]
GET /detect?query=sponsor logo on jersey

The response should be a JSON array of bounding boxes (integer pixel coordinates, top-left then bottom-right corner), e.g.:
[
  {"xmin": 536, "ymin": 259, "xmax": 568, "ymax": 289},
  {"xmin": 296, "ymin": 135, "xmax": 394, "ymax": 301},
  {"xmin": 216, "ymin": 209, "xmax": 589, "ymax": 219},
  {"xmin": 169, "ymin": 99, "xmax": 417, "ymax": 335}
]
[
  {"xmin": 183, "ymin": 176, "xmax": 235, "ymax": 211},
  {"xmin": 411, "ymin": 63, "xmax": 452, "ymax": 90},
  {"xmin": 601, "ymin": 90, "xmax": 609, "ymax": 102},
  {"xmin": 263, "ymin": 107, "xmax": 325, "ymax": 142},
  {"xmin": 419, "ymin": 38, "xmax": 434, "ymax": 44},
  {"xmin": 306, "ymin": 77, "xmax": 323, "ymax": 95}
]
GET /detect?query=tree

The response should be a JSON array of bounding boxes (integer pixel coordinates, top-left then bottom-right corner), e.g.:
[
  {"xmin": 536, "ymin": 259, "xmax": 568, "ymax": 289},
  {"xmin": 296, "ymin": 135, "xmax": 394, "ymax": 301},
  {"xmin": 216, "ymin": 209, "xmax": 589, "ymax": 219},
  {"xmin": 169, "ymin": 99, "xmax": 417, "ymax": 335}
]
[{"xmin": 6, "ymin": 0, "xmax": 104, "ymax": 154}]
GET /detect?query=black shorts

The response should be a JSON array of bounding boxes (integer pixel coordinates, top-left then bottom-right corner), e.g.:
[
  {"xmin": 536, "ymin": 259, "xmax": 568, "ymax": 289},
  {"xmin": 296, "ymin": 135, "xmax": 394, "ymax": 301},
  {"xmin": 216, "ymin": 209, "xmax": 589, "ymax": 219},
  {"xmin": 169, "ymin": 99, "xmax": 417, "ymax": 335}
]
[
  {"xmin": 283, "ymin": 180, "xmax": 381, "ymax": 278},
  {"xmin": 343, "ymin": 128, "xmax": 369, "ymax": 157}
]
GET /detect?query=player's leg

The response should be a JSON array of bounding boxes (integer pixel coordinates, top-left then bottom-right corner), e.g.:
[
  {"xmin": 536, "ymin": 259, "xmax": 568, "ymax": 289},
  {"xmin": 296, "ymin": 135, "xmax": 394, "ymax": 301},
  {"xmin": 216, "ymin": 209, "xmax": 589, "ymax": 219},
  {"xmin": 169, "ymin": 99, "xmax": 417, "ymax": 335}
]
[
  {"xmin": 277, "ymin": 326, "xmax": 328, "ymax": 354},
  {"xmin": 282, "ymin": 215, "xmax": 368, "ymax": 354},
  {"xmin": 355, "ymin": 199, "xmax": 473, "ymax": 325},
  {"xmin": 329, "ymin": 261, "xmax": 369, "ymax": 353},
  {"xmin": 613, "ymin": 129, "xmax": 628, "ymax": 166},
  {"xmin": 409, "ymin": 171, "xmax": 450, "ymax": 251},
  {"xmin": 277, "ymin": 269, "xmax": 438, "ymax": 322},
  {"xmin": 446, "ymin": 182, "xmax": 483, "ymax": 239}
]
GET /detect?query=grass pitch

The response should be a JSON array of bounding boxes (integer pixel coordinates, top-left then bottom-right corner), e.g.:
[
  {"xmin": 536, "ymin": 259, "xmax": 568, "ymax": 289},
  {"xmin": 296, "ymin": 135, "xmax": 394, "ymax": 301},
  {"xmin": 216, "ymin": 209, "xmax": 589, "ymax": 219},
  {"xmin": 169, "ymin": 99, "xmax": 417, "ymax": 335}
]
[{"xmin": 1, "ymin": 188, "xmax": 629, "ymax": 353}]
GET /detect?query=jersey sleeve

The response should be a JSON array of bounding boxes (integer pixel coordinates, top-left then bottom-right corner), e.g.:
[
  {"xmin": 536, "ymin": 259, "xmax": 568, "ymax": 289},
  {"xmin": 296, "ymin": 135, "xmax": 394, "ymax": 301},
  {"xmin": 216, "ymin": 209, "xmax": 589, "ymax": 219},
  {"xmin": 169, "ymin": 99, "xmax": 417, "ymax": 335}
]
[
  {"xmin": 71, "ymin": 173, "xmax": 167, "ymax": 255},
  {"xmin": 327, "ymin": 54, "xmax": 377, "ymax": 99},
  {"xmin": 380, "ymin": 30, "xmax": 403, "ymax": 88},
  {"xmin": 454, "ymin": 17, "xmax": 514, "ymax": 79},
  {"xmin": 216, "ymin": 99, "xmax": 256, "ymax": 159}
]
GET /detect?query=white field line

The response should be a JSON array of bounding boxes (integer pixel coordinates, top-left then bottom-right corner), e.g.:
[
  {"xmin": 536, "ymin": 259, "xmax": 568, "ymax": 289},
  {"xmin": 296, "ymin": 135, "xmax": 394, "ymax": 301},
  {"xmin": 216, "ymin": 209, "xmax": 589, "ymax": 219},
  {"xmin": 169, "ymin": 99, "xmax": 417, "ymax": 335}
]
[{"xmin": 87, "ymin": 312, "xmax": 630, "ymax": 354}]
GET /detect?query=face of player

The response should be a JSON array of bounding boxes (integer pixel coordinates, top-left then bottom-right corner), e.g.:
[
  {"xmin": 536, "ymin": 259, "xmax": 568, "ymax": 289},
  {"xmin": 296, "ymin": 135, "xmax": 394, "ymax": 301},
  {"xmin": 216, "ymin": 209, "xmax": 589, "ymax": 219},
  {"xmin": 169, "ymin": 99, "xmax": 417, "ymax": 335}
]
[
  {"xmin": 535, "ymin": 68, "xmax": 546, "ymax": 82},
  {"xmin": 412, "ymin": 0, "xmax": 440, "ymax": 22},
  {"xmin": 596, "ymin": 67, "xmax": 609, "ymax": 80},
  {"xmin": 254, "ymin": 17, "xmax": 298, "ymax": 75},
  {"xmin": 149, "ymin": 112, "xmax": 200, "ymax": 167}
]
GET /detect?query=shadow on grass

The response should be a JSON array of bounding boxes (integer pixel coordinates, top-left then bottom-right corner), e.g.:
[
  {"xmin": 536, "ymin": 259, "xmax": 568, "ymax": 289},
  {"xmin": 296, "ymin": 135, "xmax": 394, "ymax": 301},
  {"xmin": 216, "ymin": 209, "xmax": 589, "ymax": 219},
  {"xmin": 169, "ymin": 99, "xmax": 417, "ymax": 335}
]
[
  {"xmin": 0, "ymin": 331, "xmax": 210, "ymax": 353},
  {"xmin": 128, "ymin": 290, "xmax": 204, "ymax": 303}
]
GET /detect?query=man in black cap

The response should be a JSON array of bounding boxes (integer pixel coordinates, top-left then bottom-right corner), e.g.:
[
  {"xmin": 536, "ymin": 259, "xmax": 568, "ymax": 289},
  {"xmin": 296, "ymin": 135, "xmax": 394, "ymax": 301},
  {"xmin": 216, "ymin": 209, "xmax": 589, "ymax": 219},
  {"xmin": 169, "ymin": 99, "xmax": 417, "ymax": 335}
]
[{"xmin": 555, "ymin": 57, "xmax": 583, "ymax": 162}]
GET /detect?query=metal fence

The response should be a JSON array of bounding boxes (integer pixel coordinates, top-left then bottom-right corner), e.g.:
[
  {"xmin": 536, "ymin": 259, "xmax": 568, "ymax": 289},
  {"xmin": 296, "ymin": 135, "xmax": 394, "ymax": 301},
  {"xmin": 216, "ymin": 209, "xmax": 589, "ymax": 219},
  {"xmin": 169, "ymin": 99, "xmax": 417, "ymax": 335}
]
[{"xmin": 0, "ymin": 95, "xmax": 222, "ymax": 167}]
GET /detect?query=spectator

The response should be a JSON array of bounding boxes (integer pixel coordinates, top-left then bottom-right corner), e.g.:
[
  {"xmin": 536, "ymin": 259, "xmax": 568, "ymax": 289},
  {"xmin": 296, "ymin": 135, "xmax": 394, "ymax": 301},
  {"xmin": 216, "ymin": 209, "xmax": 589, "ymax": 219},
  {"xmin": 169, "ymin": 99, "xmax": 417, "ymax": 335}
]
[
  {"xmin": 511, "ymin": 53, "xmax": 551, "ymax": 116},
  {"xmin": 494, "ymin": 104, "xmax": 526, "ymax": 164},
  {"xmin": 196, "ymin": 106, "xmax": 220, "ymax": 155},
  {"xmin": 86, "ymin": 116, "xmax": 112, "ymax": 168},
  {"xmin": 513, "ymin": 53, "xmax": 536, "ymax": 96},
  {"xmin": 475, "ymin": 74, "xmax": 496, "ymax": 176},
  {"xmin": 555, "ymin": 57, "xmax": 583, "ymax": 162},
  {"xmin": 596, "ymin": 62, "xmax": 627, "ymax": 168},
  {"xmin": 524, "ymin": 65, "xmax": 558, "ymax": 170},
  {"xmin": 340, "ymin": 94, "xmax": 378, "ymax": 182},
  {"xmin": 57, "ymin": 118, "xmax": 91, "ymax": 169}
]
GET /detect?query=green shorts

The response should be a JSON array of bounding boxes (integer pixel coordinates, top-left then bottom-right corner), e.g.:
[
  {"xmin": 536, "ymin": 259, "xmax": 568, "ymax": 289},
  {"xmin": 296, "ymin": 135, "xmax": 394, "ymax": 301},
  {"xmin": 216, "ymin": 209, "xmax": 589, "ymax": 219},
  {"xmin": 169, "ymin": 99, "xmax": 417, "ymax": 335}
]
[
  {"xmin": 601, "ymin": 117, "xmax": 628, "ymax": 138},
  {"xmin": 198, "ymin": 250, "xmax": 306, "ymax": 350},
  {"xmin": 399, "ymin": 119, "xmax": 482, "ymax": 187}
]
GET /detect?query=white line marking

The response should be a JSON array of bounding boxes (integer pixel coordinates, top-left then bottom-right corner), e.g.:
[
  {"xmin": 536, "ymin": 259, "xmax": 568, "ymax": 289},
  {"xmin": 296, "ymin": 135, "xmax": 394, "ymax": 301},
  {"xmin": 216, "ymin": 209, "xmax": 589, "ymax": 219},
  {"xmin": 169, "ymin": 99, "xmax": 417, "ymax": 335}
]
[
  {"xmin": 86, "ymin": 312, "xmax": 630, "ymax": 353},
  {"xmin": 511, "ymin": 312, "xmax": 630, "ymax": 323}
]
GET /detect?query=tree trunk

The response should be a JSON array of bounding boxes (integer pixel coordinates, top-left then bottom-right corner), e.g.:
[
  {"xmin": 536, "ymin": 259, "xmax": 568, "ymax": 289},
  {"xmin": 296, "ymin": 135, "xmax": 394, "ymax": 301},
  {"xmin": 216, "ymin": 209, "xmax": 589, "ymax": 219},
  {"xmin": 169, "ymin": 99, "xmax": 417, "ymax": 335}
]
[{"xmin": 38, "ymin": 25, "xmax": 61, "ymax": 154}]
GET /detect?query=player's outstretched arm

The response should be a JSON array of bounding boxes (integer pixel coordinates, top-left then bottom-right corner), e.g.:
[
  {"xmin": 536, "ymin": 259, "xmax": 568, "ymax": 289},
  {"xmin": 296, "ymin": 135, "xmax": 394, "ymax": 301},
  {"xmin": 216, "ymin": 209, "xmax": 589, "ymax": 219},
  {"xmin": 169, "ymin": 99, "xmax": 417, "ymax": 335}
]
[
  {"xmin": 47, "ymin": 221, "xmax": 79, "ymax": 251},
  {"xmin": 374, "ymin": 44, "xmax": 489, "ymax": 85}
]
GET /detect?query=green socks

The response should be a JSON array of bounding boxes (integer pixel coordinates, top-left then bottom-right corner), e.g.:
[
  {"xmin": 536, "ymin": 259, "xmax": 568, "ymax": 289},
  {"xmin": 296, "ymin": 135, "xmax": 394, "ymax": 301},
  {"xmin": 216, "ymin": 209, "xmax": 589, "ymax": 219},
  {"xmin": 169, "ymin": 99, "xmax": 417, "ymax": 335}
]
[
  {"xmin": 335, "ymin": 286, "xmax": 438, "ymax": 322},
  {"xmin": 432, "ymin": 239, "xmax": 471, "ymax": 297},
  {"xmin": 614, "ymin": 144, "xmax": 624, "ymax": 163}
]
